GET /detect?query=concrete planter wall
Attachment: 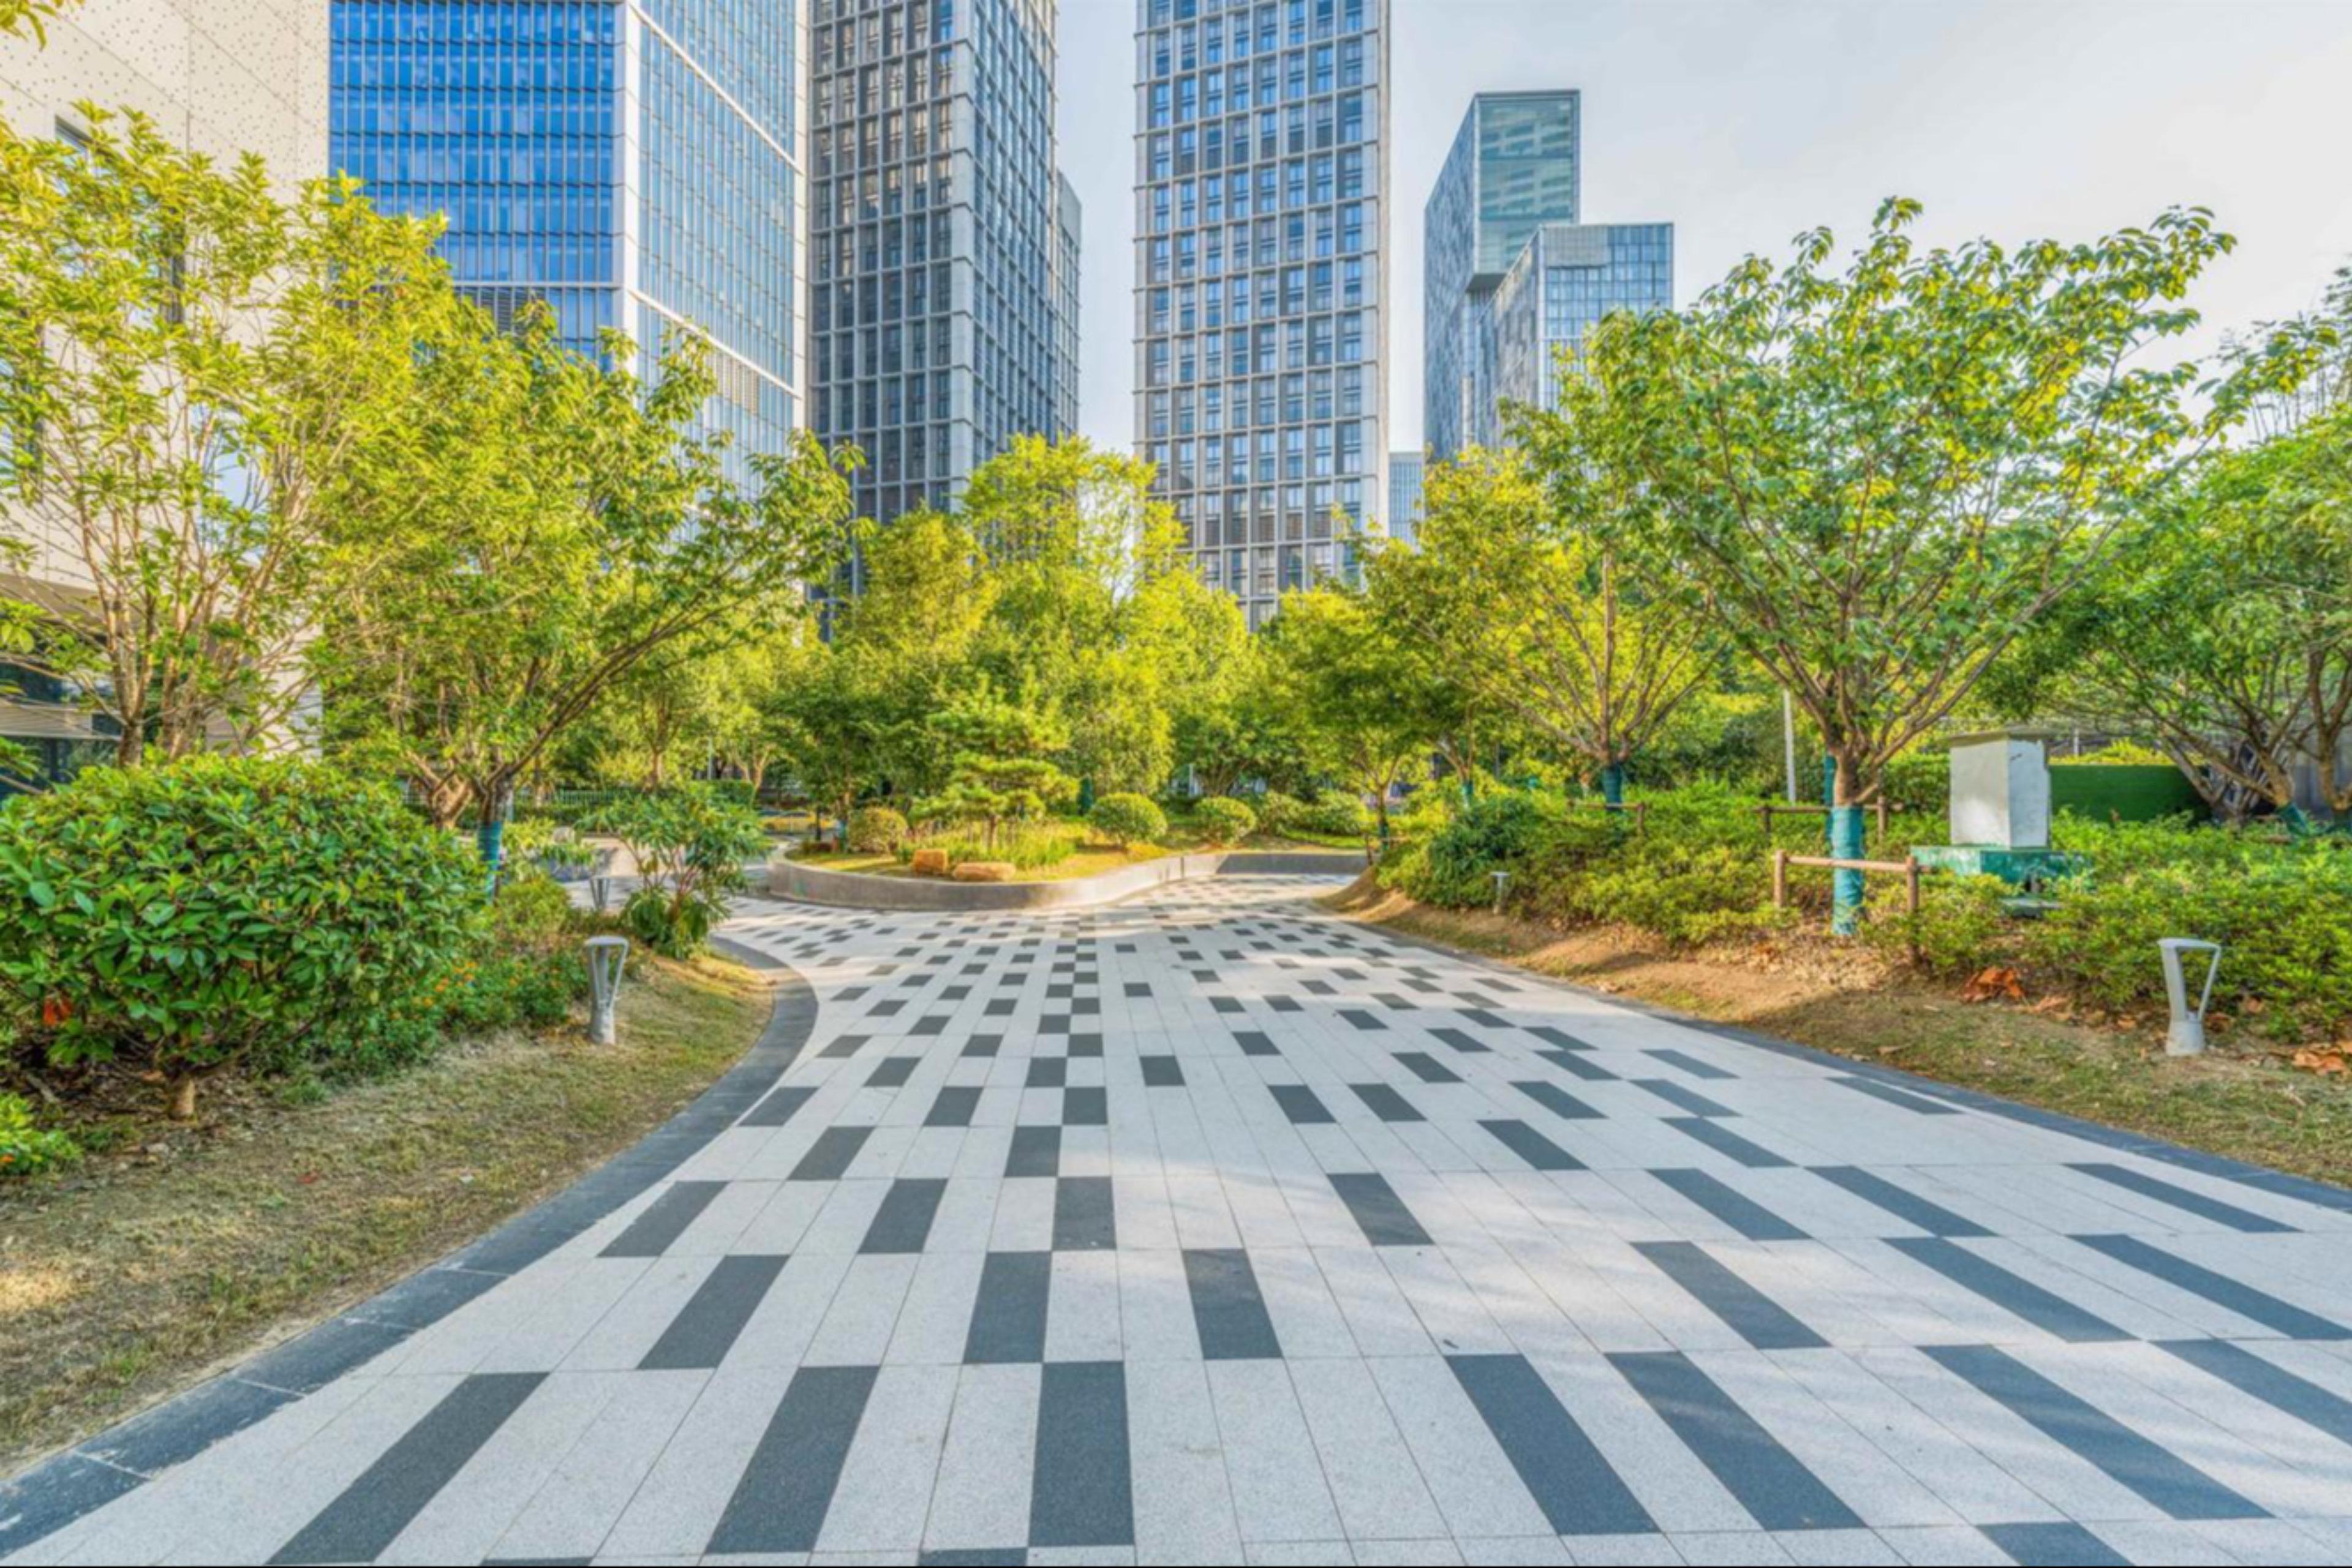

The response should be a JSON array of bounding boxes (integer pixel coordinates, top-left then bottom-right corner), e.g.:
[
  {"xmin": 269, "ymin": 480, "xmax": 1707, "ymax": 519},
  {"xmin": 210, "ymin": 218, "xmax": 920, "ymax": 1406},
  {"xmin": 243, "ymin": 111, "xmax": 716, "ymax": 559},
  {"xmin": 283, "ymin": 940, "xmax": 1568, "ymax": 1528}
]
[{"xmin": 766, "ymin": 850, "xmax": 1366, "ymax": 911}]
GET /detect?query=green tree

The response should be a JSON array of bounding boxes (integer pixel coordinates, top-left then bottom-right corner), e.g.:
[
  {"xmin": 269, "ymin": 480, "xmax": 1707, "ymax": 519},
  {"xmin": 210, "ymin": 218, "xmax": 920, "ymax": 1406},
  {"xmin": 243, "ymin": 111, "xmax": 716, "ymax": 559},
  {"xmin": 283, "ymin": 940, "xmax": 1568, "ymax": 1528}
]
[
  {"xmin": 2023, "ymin": 404, "xmax": 2352, "ymax": 820},
  {"xmin": 1259, "ymin": 584, "xmax": 1433, "ymax": 847},
  {"xmin": 914, "ymin": 688, "xmax": 1077, "ymax": 851},
  {"xmin": 0, "ymin": 108, "xmax": 457, "ymax": 763},
  {"xmin": 1584, "ymin": 197, "xmax": 2306, "ymax": 928},
  {"xmin": 1406, "ymin": 442, "xmax": 1716, "ymax": 806},
  {"xmin": 315, "ymin": 307, "xmax": 856, "ymax": 835}
]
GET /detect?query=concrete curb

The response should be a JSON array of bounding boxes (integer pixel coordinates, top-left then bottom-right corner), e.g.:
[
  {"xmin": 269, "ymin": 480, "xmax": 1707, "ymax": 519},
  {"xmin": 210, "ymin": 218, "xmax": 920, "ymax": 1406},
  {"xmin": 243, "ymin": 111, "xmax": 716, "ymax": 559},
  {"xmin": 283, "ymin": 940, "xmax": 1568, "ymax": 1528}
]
[{"xmin": 767, "ymin": 849, "xmax": 1368, "ymax": 911}]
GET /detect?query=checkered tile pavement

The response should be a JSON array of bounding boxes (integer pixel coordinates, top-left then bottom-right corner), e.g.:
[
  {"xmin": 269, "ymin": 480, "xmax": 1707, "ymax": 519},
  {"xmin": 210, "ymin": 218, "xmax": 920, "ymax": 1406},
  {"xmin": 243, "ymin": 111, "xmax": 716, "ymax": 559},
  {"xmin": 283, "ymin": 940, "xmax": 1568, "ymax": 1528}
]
[{"xmin": 13, "ymin": 875, "xmax": 2352, "ymax": 1566}]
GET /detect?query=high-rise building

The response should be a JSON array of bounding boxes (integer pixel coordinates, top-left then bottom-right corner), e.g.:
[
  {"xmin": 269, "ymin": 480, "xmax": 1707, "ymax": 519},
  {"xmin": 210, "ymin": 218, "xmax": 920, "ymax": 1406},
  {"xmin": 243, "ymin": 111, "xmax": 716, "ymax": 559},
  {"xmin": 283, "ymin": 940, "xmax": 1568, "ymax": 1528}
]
[
  {"xmin": 810, "ymin": 0, "xmax": 1071, "ymax": 538},
  {"xmin": 1052, "ymin": 170, "xmax": 1085, "ymax": 442},
  {"xmin": 1134, "ymin": 0, "xmax": 1392, "ymax": 629},
  {"xmin": 1422, "ymin": 89, "xmax": 1579, "ymax": 463},
  {"xmin": 330, "ymin": 2, "xmax": 807, "ymax": 473},
  {"xmin": 1485, "ymin": 221, "xmax": 1672, "ymax": 433},
  {"xmin": 1386, "ymin": 448, "xmax": 1423, "ymax": 548},
  {"xmin": 4, "ymin": 1, "xmax": 331, "ymax": 789}
]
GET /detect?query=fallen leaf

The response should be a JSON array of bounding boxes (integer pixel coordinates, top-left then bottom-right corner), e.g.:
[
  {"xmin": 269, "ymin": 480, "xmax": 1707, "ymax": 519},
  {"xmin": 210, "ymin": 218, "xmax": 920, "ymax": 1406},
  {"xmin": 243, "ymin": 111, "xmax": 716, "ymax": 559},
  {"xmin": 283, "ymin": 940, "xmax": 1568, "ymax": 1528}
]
[{"xmin": 2293, "ymin": 1047, "xmax": 2350, "ymax": 1077}]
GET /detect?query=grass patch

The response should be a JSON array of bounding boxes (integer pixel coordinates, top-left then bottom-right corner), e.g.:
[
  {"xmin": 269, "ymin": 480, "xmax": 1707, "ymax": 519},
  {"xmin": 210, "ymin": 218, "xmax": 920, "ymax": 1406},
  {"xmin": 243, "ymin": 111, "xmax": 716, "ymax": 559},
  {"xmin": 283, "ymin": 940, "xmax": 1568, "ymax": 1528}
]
[
  {"xmin": 0, "ymin": 954, "xmax": 771, "ymax": 1474},
  {"xmin": 1329, "ymin": 878, "xmax": 2352, "ymax": 1194}
]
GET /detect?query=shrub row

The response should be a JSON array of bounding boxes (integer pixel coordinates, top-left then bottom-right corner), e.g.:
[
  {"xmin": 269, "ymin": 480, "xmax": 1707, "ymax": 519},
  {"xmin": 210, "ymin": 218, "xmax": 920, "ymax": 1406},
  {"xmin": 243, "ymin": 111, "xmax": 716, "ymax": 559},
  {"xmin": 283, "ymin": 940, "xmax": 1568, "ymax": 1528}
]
[{"xmin": 1381, "ymin": 783, "xmax": 2352, "ymax": 1041}]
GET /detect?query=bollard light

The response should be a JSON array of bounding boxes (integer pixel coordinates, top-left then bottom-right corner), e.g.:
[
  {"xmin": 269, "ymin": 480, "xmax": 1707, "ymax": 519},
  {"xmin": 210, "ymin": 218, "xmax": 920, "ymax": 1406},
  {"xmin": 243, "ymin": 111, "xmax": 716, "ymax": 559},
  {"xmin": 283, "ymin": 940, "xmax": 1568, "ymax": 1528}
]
[
  {"xmin": 588, "ymin": 848, "xmax": 615, "ymax": 914},
  {"xmin": 1491, "ymin": 869, "xmax": 1510, "ymax": 914},
  {"xmin": 2158, "ymin": 937, "xmax": 2223, "ymax": 1057},
  {"xmin": 586, "ymin": 935, "xmax": 630, "ymax": 1046}
]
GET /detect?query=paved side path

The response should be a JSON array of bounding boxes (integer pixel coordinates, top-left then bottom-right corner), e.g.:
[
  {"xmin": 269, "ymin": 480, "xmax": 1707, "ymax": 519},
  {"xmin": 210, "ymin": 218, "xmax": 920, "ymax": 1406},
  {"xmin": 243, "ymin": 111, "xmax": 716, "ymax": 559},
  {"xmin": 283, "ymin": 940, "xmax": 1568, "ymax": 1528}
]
[{"xmin": 13, "ymin": 876, "xmax": 2352, "ymax": 1567}]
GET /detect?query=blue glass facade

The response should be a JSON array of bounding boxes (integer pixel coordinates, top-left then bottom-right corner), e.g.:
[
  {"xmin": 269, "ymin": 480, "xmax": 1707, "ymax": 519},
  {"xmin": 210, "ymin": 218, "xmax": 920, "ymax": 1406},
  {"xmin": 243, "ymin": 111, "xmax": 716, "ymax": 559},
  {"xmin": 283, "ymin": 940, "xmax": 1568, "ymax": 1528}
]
[
  {"xmin": 1486, "ymin": 222, "xmax": 1673, "ymax": 434},
  {"xmin": 1422, "ymin": 90, "xmax": 1578, "ymax": 462},
  {"xmin": 330, "ymin": 1, "xmax": 804, "ymax": 470},
  {"xmin": 1134, "ymin": 0, "xmax": 1392, "ymax": 630},
  {"xmin": 810, "ymin": 0, "xmax": 1072, "ymax": 536},
  {"xmin": 1384, "ymin": 447, "xmax": 1421, "ymax": 547}
]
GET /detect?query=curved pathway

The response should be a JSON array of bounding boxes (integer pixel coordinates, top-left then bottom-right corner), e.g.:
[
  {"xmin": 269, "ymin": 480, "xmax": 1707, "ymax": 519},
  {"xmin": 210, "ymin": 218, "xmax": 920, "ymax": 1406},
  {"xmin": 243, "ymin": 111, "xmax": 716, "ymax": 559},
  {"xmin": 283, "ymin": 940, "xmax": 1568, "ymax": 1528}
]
[{"xmin": 10, "ymin": 876, "xmax": 2352, "ymax": 1566}]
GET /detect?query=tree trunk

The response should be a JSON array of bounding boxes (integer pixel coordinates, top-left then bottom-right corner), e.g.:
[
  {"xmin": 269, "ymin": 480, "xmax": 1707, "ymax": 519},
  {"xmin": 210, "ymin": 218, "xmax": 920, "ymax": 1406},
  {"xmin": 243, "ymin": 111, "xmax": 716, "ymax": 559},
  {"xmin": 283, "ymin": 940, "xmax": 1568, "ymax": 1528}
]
[
  {"xmin": 1829, "ymin": 752, "xmax": 1867, "ymax": 937},
  {"xmin": 170, "ymin": 1073, "xmax": 198, "ymax": 1120}
]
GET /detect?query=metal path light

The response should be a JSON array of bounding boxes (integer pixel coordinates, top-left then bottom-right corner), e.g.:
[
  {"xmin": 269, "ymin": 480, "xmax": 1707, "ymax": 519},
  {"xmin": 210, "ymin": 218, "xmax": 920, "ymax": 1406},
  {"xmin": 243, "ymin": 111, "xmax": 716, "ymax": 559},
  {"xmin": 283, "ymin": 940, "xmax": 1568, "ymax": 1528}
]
[
  {"xmin": 586, "ymin": 935, "xmax": 631, "ymax": 1046},
  {"xmin": 2158, "ymin": 937, "xmax": 2224, "ymax": 1057}
]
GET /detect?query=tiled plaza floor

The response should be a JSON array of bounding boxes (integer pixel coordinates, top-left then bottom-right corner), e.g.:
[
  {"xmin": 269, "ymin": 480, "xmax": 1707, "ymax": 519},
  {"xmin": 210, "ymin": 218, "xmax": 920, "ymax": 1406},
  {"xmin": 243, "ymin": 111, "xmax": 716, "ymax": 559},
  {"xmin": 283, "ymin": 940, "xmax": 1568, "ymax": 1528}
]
[{"xmin": 12, "ymin": 875, "xmax": 2352, "ymax": 1566}]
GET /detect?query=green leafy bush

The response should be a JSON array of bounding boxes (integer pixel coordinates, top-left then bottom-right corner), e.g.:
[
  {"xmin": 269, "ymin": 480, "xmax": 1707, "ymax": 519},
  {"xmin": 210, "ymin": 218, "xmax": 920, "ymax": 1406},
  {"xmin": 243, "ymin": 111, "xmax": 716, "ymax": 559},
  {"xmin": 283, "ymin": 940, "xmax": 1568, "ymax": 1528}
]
[
  {"xmin": 1091, "ymin": 793, "xmax": 1167, "ymax": 848},
  {"xmin": 586, "ymin": 785, "xmax": 766, "ymax": 958},
  {"xmin": 1192, "ymin": 796, "xmax": 1256, "ymax": 847},
  {"xmin": 847, "ymin": 805, "xmax": 911, "ymax": 854},
  {"xmin": 0, "ymin": 757, "xmax": 481, "ymax": 1113},
  {"xmin": 433, "ymin": 872, "xmax": 582, "ymax": 1034},
  {"xmin": 1404, "ymin": 790, "xmax": 1555, "ymax": 906},
  {"xmin": 1, "ymin": 1091, "xmax": 80, "ymax": 1178},
  {"xmin": 1255, "ymin": 790, "xmax": 1305, "ymax": 837},
  {"xmin": 1860, "ymin": 873, "xmax": 2014, "ymax": 977},
  {"xmin": 2021, "ymin": 819, "xmax": 2352, "ymax": 1039},
  {"xmin": 1302, "ymin": 793, "xmax": 1372, "ymax": 839}
]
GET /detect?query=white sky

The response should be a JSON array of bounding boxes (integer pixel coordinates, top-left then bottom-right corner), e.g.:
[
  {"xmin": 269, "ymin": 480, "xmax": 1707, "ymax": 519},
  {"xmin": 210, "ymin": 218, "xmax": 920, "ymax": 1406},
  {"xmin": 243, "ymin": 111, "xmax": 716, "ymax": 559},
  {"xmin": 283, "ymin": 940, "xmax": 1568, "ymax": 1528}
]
[{"xmin": 1055, "ymin": 0, "xmax": 2352, "ymax": 451}]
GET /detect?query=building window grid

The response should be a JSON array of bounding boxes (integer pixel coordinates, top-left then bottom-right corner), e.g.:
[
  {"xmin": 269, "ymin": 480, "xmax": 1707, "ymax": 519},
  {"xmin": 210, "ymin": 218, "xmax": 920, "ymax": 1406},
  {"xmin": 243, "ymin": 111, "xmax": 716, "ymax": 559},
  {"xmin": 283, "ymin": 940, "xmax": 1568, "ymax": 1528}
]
[{"xmin": 1136, "ymin": 0, "xmax": 1384, "ymax": 616}]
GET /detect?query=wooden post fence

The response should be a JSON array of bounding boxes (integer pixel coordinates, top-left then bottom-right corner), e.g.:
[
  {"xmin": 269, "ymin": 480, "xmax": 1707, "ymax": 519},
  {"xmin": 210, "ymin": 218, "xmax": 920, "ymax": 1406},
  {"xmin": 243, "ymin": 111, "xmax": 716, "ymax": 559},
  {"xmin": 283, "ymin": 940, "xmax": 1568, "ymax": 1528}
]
[
  {"xmin": 1771, "ymin": 848, "xmax": 1927, "ymax": 961},
  {"xmin": 1758, "ymin": 800, "xmax": 1893, "ymax": 839}
]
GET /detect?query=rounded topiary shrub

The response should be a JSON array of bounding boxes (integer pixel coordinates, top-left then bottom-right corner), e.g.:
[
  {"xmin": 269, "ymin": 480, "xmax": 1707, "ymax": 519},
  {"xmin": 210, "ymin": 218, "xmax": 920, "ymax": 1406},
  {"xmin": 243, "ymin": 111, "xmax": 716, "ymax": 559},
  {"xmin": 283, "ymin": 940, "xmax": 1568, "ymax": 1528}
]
[
  {"xmin": 1303, "ymin": 793, "xmax": 1373, "ymax": 838},
  {"xmin": 1255, "ymin": 791, "xmax": 1305, "ymax": 838},
  {"xmin": 1193, "ymin": 796, "xmax": 1257, "ymax": 848},
  {"xmin": 1090, "ymin": 792, "xmax": 1167, "ymax": 849},
  {"xmin": 0, "ymin": 757, "xmax": 482, "ymax": 1114},
  {"xmin": 847, "ymin": 805, "xmax": 910, "ymax": 854}
]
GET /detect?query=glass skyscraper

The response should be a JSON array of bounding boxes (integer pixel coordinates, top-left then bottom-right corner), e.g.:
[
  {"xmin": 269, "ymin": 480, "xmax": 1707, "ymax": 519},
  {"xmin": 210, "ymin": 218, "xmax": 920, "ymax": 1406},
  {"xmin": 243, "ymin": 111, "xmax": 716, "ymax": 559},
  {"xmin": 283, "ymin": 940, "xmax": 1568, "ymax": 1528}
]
[
  {"xmin": 810, "ymin": 0, "xmax": 1074, "ymax": 537},
  {"xmin": 1134, "ymin": 0, "xmax": 1391, "ymax": 630},
  {"xmin": 1385, "ymin": 447, "xmax": 1422, "ymax": 548},
  {"xmin": 1422, "ymin": 89, "xmax": 1579, "ymax": 463},
  {"xmin": 329, "ymin": 2, "xmax": 806, "ymax": 472},
  {"xmin": 1485, "ymin": 221, "xmax": 1673, "ymax": 434},
  {"xmin": 1053, "ymin": 170, "xmax": 1085, "ymax": 442}
]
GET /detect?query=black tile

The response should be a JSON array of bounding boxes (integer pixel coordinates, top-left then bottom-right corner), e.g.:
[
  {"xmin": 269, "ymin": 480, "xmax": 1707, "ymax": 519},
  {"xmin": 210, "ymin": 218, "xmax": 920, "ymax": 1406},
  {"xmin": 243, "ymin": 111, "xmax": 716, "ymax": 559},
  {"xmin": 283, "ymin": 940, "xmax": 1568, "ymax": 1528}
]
[
  {"xmin": 601, "ymin": 1182, "xmax": 726, "ymax": 1257},
  {"xmin": 2069, "ymin": 1163, "xmax": 2294, "ymax": 1234},
  {"xmin": 1635, "ymin": 1079, "xmax": 1734, "ymax": 1118},
  {"xmin": 1329, "ymin": 1172, "xmax": 1433, "ymax": 1246},
  {"xmin": 638, "ymin": 1255, "xmax": 789, "ymax": 1370},
  {"xmin": 1980, "ymin": 1523, "xmax": 2131, "ymax": 1567},
  {"xmin": 1006, "ymin": 1126, "xmax": 1063, "ymax": 1178},
  {"xmin": 1054, "ymin": 1177, "xmax": 1118, "ymax": 1251},
  {"xmin": 707, "ymin": 1366, "xmax": 881, "ymax": 1553},
  {"xmin": 1515, "ymin": 1080, "xmax": 1602, "ymax": 1120},
  {"xmin": 1662, "ymin": 1117, "xmax": 1789, "ymax": 1169},
  {"xmin": 868, "ymin": 1057, "xmax": 921, "ymax": 1088},
  {"xmin": 1140, "ymin": 1056, "xmax": 1185, "ymax": 1087},
  {"xmin": 1809, "ymin": 1166, "xmax": 1991, "ymax": 1238},
  {"xmin": 1924, "ymin": 1345, "xmax": 2263, "ymax": 1520},
  {"xmin": 862, "ymin": 1178, "xmax": 949, "ymax": 1254},
  {"xmin": 1887, "ymin": 1238, "xmax": 2127, "ymax": 1343},
  {"xmin": 1394, "ymin": 1052, "xmax": 1462, "ymax": 1085},
  {"xmin": 2073, "ymin": 1234, "xmax": 2346, "ymax": 1340},
  {"xmin": 1448, "ymin": 1354, "xmax": 1654, "ymax": 1536},
  {"xmin": 1481, "ymin": 1120, "xmax": 1583, "ymax": 1172},
  {"xmin": 965, "ymin": 1251, "xmax": 1052, "ymax": 1364},
  {"xmin": 1652, "ymin": 1168, "xmax": 1807, "ymax": 1242},
  {"xmin": 1426, "ymin": 1027, "xmax": 1493, "ymax": 1054},
  {"xmin": 1183, "ymin": 1249, "xmax": 1282, "ymax": 1360},
  {"xmin": 1636, "ymin": 1242, "xmax": 1826, "ymax": 1351},
  {"xmin": 1351, "ymin": 1083, "xmax": 1424, "ymax": 1123},
  {"xmin": 1270, "ymin": 1084, "xmax": 1336, "ymax": 1125},
  {"xmin": 1234, "ymin": 1031, "xmax": 1280, "ymax": 1057},
  {"xmin": 1608, "ymin": 1351, "xmax": 1861, "ymax": 1530},
  {"xmin": 1029, "ymin": 1363, "xmax": 1134, "ymax": 1548},
  {"xmin": 788, "ymin": 1126, "xmax": 875, "ymax": 1182},
  {"xmin": 1028, "ymin": 1057, "xmax": 1070, "ymax": 1089},
  {"xmin": 268, "ymin": 1373, "xmax": 545, "ymax": 1564},
  {"xmin": 926, "ymin": 1086, "xmax": 983, "ymax": 1128},
  {"xmin": 1063, "ymin": 1087, "xmax": 1109, "ymax": 1126}
]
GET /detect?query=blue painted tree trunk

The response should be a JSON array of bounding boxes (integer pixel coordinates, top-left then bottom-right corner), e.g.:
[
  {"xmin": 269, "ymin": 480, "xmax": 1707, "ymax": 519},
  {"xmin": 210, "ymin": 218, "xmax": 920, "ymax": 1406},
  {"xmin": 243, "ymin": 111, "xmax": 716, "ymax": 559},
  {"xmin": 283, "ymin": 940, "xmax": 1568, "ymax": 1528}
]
[
  {"xmin": 1830, "ymin": 802, "xmax": 1867, "ymax": 935},
  {"xmin": 474, "ymin": 819, "xmax": 505, "ymax": 897}
]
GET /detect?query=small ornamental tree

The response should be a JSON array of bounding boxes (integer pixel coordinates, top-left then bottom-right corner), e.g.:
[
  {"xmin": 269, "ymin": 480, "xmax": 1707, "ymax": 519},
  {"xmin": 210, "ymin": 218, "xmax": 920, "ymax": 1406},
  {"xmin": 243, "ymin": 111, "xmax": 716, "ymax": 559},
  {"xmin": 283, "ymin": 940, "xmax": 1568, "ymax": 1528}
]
[
  {"xmin": 1584, "ymin": 197, "xmax": 2315, "ymax": 929},
  {"xmin": 0, "ymin": 1, "xmax": 77, "ymax": 44},
  {"xmin": 914, "ymin": 690, "xmax": 1077, "ymax": 850}
]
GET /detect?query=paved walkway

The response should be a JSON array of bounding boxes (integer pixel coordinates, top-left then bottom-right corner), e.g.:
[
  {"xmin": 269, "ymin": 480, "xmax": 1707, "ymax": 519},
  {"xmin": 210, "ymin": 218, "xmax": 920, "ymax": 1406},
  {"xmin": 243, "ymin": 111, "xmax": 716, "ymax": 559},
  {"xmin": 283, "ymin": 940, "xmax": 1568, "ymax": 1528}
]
[{"xmin": 12, "ymin": 877, "xmax": 2352, "ymax": 1566}]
